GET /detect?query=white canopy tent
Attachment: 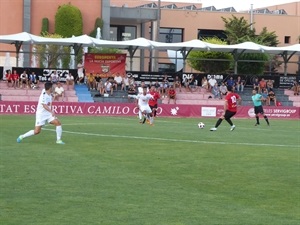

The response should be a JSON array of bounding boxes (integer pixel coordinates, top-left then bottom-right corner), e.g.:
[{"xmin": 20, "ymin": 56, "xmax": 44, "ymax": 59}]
[{"xmin": 0, "ymin": 32, "xmax": 299, "ymax": 74}]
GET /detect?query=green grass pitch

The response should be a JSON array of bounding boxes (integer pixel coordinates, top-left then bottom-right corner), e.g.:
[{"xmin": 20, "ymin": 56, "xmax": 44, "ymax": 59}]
[{"xmin": 0, "ymin": 115, "xmax": 299, "ymax": 225}]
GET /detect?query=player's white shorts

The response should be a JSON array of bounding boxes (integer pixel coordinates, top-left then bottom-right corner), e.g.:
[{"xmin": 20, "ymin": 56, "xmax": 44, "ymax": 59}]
[
  {"xmin": 35, "ymin": 113, "xmax": 56, "ymax": 126},
  {"xmin": 139, "ymin": 105, "xmax": 152, "ymax": 114}
]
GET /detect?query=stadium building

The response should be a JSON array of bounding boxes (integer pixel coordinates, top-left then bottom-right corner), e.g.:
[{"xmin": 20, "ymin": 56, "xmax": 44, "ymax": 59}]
[{"xmin": 0, "ymin": 0, "xmax": 299, "ymax": 74}]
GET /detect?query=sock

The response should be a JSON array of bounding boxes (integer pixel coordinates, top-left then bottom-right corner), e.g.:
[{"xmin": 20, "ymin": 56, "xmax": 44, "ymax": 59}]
[
  {"xmin": 264, "ymin": 115, "xmax": 269, "ymax": 125},
  {"xmin": 22, "ymin": 130, "xmax": 35, "ymax": 139},
  {"xmin": 138, "ymin": 111, "xmax": 143, "ymax": 120},
  {"xmin": 150, "ymin": 116, "xmax": 154, "ymax": 124},
  {"xmin": 256, "ymin": 116, "xmax": 260, "ymax": 124},
  {"xmin": 215, "ymin": 118, "xmax": 223, "ymax": 128},
  {"xmin": 225, "ymin": 118, "xmax": 233, "ymax": 126},
  {"xmin": 56, "ymin": 125, "xmax": 62, "ymax": 141}
]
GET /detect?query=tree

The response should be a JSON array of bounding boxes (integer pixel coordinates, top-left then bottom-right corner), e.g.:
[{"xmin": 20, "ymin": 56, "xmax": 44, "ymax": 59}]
[
  {"xmin": 35, "ymin": 32, "xmax": 70, "ymax": 68},
  {"xmin": 222, "ymin": 15, "xmax": 255, "ymax": 45},
  {"xmin": 55, "ymin": 3, "xmax": 83, "ymax": 37},
  {"xmin": 187, "ymin": 37, "xmax": 233, "ymax": 73},
  {"xmin": 222, "ymin": 15, "xmax": 280, "ymax": 74},
  {"xmin": 89, "ymin": 17, "xmax": 104, "ymax": 38}
]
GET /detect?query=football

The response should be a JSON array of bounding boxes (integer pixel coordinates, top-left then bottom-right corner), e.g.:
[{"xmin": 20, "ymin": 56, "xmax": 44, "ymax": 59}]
[{"xmin": 198, "ymin": 122, "xmax": 205, "ymax": 129}]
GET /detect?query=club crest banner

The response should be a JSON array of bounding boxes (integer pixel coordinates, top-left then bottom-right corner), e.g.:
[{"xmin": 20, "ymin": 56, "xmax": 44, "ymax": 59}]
[{"xmin": 84, "ymin": 53, "xmax": 126, "ymax": 76}]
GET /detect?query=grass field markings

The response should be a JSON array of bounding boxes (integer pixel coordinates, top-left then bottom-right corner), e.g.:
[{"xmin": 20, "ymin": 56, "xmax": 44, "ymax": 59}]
[
  {"xmin": 41, "ymin": 128, "xmax": 299, "ymax": 148},
  {"xmin": 59, "ymin": 121, "xmax": 300, "ymax": 134}
]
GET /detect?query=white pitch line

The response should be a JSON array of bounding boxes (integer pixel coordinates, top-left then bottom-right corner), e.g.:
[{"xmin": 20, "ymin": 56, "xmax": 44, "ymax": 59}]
[{"xmin": 42, "ymin": 128, "xmax": 300, "ymax": 148}]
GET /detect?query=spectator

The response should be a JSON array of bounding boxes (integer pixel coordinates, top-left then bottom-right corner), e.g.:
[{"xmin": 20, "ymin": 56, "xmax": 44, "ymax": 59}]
[
  {"xmin": 19, "ymin": 70, "xmax": 29, "ymax": 89},
  {"xmin": 201, "ymin": 77, "xmax": 209, "ymax": 91},
  {"xmin": 29, "ymin": 71, "xmax": 39, "ymax": 89},
  {"xmin": 253, "ymin": 78, "xmax": 259, "ymax": 91},
  {"xmin": 114, "ymin": 73, "xmax": 123, "ymax": 91},
  {"xmin": 226, "ymin": 76, "xmax": 235, "ymax": 88},
  {"xmin": 261, "ymin": 88, "xmax": 268, "ymax": 105},
  {"xmin": 174, "ymin": 75, "xmax": 182, "ymax": 92},
  {"xmin": 122, "ymin": 74, "xmax": 129, "ymax": 91},
  {"xmin": 267, "ymin": 88, "xmax": 277, "ymax": 106},
  {"xmin": 212, "ymin": 83, "xmax": 221, "ymax": 99},
  {"xmin": 50, "ymin": 70, "xmax": 59, "ymax": 85},
  {"xmin": 54, "ymin": 82, "xmax": 65, "ymax": 101},
  {"xmin": 104, "ymin": 79, "xmax": 114, "ymax": 96},
  {"xmin": 235, "ymin": 76, "xmax": 244, "ymax": 92},
  {"xmin": 94, "ymin": 73, "xmax": 101, "ymax": 90},
  {"xmin": 266, "ymin": 79, "xmax": 274, "ymax": 91},
  {"xmin": 76, "ymin": 60, "xmax": 84, "ymax": 84},
  {"xmin": 259, "ymin": 78, "xmax": 267, "ymax": 93},
  {"xmin": 292, "ymin": 81, "xmax": 300, "ymax": 95},
  {"xmin": 98, "ymin": 79, "xmax": 105, "ymax": 96},
  {"xmin": 87, "ymin": 73, "xmax": 96, "ymax": 90},
  {"xmin": 65, "ymin": 72, "xmax": 74, "ymax": 90},
  {"xmin": 219, "ymin": 82, "xmax": 228, "ymax": 98},
  {"xmin": 167, "ymin": 85, "xmax": 176, "ymax": 104},
  {"xmin": 12, "ymin": 70, "xmax": 20, "ymax": 89},
  {"xmin": 127, "ymin": 84, "xmax": 137, "ymax": 102},
  {"xmin": 5, "ymin": 69, "xmax": 13, "ymax": 88},
  {"xmin": 183, "ymin": 76, "xmax": 193, "ymax": 93},
  {"xmin": 161, "ymin": 74, "xmax": 169, "ymax": 96},
  {"xmin": 208, "ymin": 76, "xmax": 217, "ymax": 92}
]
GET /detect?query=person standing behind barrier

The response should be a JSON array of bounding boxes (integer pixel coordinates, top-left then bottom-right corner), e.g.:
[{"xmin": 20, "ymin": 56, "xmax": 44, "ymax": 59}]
[
  {"xmin": 76, "ymin": 60, "xmax": 84, "ymax": 84},
  {"xmin": 251, "ymin": 89, "xmax": 270, "ymax": 126}
]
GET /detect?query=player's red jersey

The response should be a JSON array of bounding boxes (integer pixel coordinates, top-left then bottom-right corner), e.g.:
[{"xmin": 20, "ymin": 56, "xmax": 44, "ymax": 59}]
[
  {"xmin": 148, "ymin": 91, "xmax": 160, "ymax": 106},
  {"xmin": 225, "ymin": 92, "xmax": 240, "ymax": 112}
]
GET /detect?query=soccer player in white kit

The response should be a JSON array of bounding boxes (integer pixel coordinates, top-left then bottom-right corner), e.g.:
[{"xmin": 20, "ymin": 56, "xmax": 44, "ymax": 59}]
[
  {"xmin": 136, "ymin": 86, "xmax": 154, "ymax": 125},
  {"xmin": 17, "ymin": 82, "xmax": 65, "ymax": 144}
]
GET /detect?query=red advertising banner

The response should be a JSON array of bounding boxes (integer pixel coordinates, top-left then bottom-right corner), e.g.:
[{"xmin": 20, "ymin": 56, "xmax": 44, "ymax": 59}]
[
  {"xmin": 0, "ymin": 101, "xmax": 299, "ymax": 119},
  {"xmin": 84, "ymin": 53, "xmax": 126, "ymax": 76}
]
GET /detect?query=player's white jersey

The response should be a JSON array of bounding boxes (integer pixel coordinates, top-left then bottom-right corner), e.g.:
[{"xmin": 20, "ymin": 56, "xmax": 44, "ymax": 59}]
[
  {"xmin": 136, "ymin": 93, "xmax": 153, "ymax": 107},
  {"xmin": 36, "ymin": 89, "xmax": 52, "ymax": 115}
]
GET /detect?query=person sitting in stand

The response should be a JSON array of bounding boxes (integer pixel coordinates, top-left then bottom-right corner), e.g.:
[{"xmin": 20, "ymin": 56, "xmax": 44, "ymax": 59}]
[
  {"xmin": 219, "ymin": 82, "xmax": 228, "ymax": 98},
  {"xmin": 94, "ymin": 73, "xmax": 102, "ymax": 90},
  {"xmin": 267, "ymin": 88, "xmax": 277, "ymax": 106},
  {"xmin": 5, "ymin": 69, "xmax": 13, "ymax": 88},
  {"xmin": 122, "ymin": 73, "xmax": 129, "ymax": 91},
  {"xmin": 201, "ymin": 77, "xmax": 209, "ymax": 92},
  {"xmin": 212, "ymin": 83, "xmax": 221, "ymax": 99},
  {"xmin": 127, "ymin": 84, "xmax": 137, "ymax": 102},
  {"xmin": 11, "ymin": 70, "xmax": 20, "ymax": 89},
  {"xmin": 114, "ymin": 73, "xmax": 124, "ymax": 91},
  {"xmin": 259, "ymin": 78, "xmax": 267, "ymax": 93},
  {"xmin": 226, "ymin": 76, "xmax": 235, "ymax": 88},
  {"xmin": 86, "ymin": 72, "xmax": 96, "ymax": 90},
  {"xmin": 104, "ymin": 79, "xmax": 114, "ymax": 96},
  {"xmin": 53, "ymin": 82, "xmax": 65, "ymax": 102},
  {"xmin": 167, "ymin": 85, "xmax": 176, "ymax": 104},
  {"xmin": 266, "ymin": 79, "xmax": 274, "ymax": 92},
  {"xmin": 50, "ymin": 71, "xmax": 59, "ymax": 85},
  {"xmin": 235, "ymin": 76, "xmax": 244, "ymax": 92},
  {"xmin": 261, "ymin": 88, "xmax": 268, "ymax": 105},
  {"xmin": 65, "ymin": 72, "xmax": 74, "ymax": 90},
  {"xmin": 19, "ymin": 70, "xmax": 29, "ymax": 89},
  {"xmin": 29, "ymin": 71, "xmax": 39, "ymax": 89},
  {"xmin": 292, "ymin": 81, "xmax": 300, "ymax": 95},
  {"xmin": 174, "ymin": 75, "xmax": 182, "ymax": 92},
  {"xmin": 253, "ymin": 78, "xmax": 259, "ymax": 92}
]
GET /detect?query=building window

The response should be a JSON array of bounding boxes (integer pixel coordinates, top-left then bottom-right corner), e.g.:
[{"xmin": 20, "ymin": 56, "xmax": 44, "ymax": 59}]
[
  {"xmin": 198, "ymin": 29, "xmax": 226, "ymax": 41},
  {"xmin": 158, "ymin": 63, "xmax": 176, "ymax": 73},
  {"xmin": 159, "ymin": 28, "xmax": 183, "ymax": 43},
  {"xmin": 110, "ymin": 26, "xmax": 136, "ymax": 41},
  {"xmin": 284, "ymin": 36, "xmax": 291, "ymax": 44}
]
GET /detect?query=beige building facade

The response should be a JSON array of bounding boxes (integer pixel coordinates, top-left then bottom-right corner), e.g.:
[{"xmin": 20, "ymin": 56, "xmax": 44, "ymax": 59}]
[{"xmin": 0, "ymin": 0, "xmax": 299, "ymax": 74}]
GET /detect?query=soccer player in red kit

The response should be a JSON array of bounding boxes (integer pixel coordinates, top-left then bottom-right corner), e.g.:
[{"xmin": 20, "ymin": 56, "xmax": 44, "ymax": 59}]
[
  {"xmin": 148, "ymin": 85, "xmax": 160, "ymax": 117},
  {"xmin": 210, "ymin": 85, "xmax": 241, "ymax": 131}
]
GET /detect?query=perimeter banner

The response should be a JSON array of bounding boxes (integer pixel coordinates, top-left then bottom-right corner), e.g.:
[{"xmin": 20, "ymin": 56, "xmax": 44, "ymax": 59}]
[
  {"xmin": 84, "ymin": 53, "xmax": 126, "ymax": 75},
  {"xmin": 0, "ymin": 102, "xmax": 299, "ymax": 119}
]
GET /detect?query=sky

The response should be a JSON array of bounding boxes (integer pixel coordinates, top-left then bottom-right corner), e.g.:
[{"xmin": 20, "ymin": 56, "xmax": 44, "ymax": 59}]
[{"xmin": 161, "ymin": 0, "xmax": 298, "ymax": 11}]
